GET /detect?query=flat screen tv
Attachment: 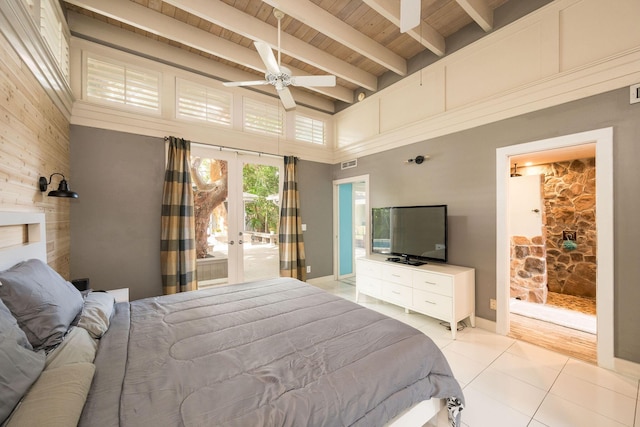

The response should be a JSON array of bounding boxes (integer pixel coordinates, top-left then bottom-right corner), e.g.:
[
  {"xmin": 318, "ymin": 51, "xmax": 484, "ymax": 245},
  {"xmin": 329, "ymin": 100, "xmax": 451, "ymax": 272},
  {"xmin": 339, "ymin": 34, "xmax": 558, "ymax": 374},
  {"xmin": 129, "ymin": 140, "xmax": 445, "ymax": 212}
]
[{"xmin": 371, "ymin": 205, "xmax": 447, "ymax": 264}]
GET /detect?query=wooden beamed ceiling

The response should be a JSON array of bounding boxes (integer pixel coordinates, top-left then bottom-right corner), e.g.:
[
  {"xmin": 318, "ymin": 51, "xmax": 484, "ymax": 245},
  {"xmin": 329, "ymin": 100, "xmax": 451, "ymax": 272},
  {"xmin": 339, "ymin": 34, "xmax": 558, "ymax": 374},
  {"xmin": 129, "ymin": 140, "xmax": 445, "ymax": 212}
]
[{"xmin": 64, "ymin": 0, "xmax": 518, "ymax": 112}]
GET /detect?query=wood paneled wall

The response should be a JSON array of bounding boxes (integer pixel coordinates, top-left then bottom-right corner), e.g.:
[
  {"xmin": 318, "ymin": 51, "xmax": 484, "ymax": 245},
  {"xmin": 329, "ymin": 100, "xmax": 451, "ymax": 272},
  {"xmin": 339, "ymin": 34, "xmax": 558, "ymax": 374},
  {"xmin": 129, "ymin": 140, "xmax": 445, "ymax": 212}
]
[{"xmin": 0, "ymin": 31, "xmax": 72, "ymax": 277}]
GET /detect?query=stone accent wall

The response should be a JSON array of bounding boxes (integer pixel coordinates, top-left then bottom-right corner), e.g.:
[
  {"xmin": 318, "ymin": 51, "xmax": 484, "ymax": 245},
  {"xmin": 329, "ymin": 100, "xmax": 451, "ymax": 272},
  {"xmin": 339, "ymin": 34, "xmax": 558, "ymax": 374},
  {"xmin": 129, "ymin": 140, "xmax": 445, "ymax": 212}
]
[
  {"xmin": 522, "ymin": 158, "xmax": 597, "ymax": 299},
  {"xmin": 510, "ymin": 235, "xmax": 548, "ymax": 302},
  {"xmin": 543, "ymin": 158, "xmax": 597, "ymax": 298}
]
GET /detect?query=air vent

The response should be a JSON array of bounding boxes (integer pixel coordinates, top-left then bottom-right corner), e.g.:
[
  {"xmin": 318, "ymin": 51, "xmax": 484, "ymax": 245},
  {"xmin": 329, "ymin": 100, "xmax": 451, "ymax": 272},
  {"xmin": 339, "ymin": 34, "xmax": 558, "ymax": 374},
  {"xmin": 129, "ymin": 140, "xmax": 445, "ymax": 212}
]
[
  {"xmin": 631, "ymin": 83, "xmax": 640, "ymax": 104},
  {"xmin": 341, "ymin": 159, "xmax": 357, "ymax": 170}
]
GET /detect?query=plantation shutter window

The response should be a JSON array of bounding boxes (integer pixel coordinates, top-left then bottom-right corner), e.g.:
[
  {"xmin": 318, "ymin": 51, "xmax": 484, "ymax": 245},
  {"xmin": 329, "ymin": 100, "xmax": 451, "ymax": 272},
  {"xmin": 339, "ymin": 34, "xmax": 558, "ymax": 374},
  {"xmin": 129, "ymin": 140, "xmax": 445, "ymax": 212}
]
[
  {"xmin": 243, "ymin": 98, "xmax": 283, "ymax": 137},
  {"xmin": 176, "ymin": 80, "xmax": 232, "ymax": 126},
  {"xmin": 295, "ymin": 115, "xmax": 325, "ymax": 145},
  {"xmin": 85, "ymin": 56, "xmax": 160, "ymax": 112}
]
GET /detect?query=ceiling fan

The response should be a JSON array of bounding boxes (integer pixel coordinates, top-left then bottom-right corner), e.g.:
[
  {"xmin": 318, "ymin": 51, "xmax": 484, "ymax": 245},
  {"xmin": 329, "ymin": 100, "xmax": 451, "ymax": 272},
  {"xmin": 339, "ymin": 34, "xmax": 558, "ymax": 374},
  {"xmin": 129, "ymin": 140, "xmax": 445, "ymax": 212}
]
[
  {"xmin": 400, "ymin": 0, "xmax": 421, "ymax": 33},
  {"xmin": 223, "ymin": 9, "xmax": 336, "ymax": 110}
]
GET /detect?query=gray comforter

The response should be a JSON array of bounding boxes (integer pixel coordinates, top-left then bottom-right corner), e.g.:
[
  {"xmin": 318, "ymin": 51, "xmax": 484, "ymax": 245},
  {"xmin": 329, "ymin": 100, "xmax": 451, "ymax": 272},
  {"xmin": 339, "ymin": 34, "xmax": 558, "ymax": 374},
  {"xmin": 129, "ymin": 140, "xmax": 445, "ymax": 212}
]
[{"xmin": 80, "ymin": 278, "xmax": 464, "ymax": 426}]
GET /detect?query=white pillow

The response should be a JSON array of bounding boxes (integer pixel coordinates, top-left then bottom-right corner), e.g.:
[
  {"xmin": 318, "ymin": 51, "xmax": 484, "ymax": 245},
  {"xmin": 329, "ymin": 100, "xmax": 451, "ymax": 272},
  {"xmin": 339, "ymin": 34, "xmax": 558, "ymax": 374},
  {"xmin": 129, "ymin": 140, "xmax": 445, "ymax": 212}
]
[{"xmin": 77, "ymin": 291, "xmax": 116, "ymax": 339}]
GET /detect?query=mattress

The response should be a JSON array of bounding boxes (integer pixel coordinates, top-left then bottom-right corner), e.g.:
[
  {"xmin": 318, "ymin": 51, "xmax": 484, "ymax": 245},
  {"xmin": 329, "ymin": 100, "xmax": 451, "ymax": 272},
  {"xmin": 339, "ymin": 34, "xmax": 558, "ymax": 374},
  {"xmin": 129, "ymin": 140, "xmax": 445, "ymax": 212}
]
[{"xmin": 79, "ymin": 277, "xmax": 464, "ymax": 426}]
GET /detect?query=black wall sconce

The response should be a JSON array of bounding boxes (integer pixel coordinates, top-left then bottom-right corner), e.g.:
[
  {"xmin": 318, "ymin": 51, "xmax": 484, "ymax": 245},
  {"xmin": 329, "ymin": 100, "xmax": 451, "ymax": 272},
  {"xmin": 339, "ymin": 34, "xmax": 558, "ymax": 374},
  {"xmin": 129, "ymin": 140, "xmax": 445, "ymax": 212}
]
[
  {"xmin": 405, "ymin": 155, "xmax": 430, "ymax": 164},
  {"xmin": 38, "ymin": 173, "xmax": 79, "ymax": 198}
]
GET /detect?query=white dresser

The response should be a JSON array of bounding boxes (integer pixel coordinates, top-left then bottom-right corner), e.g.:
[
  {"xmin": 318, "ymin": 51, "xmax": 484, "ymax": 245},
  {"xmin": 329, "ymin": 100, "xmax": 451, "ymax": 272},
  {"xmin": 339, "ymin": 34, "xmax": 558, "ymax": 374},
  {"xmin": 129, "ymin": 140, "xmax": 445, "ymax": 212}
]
[{"xmin": 356, "ymin": 255, "xmax": 475, "ymax": 339}]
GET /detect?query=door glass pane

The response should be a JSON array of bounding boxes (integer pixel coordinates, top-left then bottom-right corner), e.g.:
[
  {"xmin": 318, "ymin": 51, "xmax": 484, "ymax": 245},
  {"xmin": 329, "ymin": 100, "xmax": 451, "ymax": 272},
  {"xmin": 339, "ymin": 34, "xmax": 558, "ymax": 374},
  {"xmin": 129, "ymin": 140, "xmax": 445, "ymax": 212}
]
[
  {"xmin": 354, "ymin": 182, "xmax": 367, "ymax": 259},
  {"xmin": 242, "ymin": 162, "xmax": 280, "ymax": 281},
  {"xmin": 191, "ymin": 156, "xmax": 230, "ymax": 288}
]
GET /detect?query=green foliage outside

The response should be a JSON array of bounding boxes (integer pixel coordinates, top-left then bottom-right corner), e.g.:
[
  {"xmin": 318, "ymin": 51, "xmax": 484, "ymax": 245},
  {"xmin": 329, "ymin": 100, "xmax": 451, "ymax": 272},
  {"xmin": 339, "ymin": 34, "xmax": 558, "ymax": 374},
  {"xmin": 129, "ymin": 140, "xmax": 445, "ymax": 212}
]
[{"xmin": 243, "ymin": 164, "xmax": 279, "ymax": 233}]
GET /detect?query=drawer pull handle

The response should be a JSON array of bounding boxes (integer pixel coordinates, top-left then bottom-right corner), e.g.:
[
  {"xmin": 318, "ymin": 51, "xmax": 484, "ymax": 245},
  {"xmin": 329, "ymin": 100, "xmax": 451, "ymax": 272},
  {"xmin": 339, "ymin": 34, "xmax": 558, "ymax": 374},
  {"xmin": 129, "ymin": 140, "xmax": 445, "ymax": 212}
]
[
  {"xmin": 391, "ymin": 274, "xmax": 401, "ymax": 278},
  {"xmin": 392, "ymin": 291, "xmax": 401, "ymax": 295},
  {"xmin": 424, "ymin": 281, "xmax": 436, "ymax": 285},
  {"xmin": 424, "ymin": 300, "xmax": 436, "ymax": 305}
]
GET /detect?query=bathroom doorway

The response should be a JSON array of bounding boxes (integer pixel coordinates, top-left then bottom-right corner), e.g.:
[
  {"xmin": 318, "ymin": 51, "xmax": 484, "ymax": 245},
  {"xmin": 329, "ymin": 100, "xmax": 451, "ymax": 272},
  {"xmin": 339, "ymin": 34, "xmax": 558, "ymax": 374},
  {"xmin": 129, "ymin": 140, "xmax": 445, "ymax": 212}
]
[
  {"xmin": 507, "ymin": 148, "xmax": 597, "ymax": 362},
  {"xmin": 496, "ymin": 127, "xmax": 614, "ymax": 369}
]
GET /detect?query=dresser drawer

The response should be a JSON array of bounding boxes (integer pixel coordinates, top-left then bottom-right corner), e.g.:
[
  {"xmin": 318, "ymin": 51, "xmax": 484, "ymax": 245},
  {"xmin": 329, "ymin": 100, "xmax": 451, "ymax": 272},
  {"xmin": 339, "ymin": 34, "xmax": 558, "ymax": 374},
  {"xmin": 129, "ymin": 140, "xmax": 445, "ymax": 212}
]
[
  {"xmin": 357, "ymin": 259, "xmax": 382, "ymax": 277},
  {"xmin": 382, "ymin": 282, "xmax": 412, "ymax": 306},
  {"xmin": 356, "ymin": 276, "xmax": 382, "ymax": 298},
  {"xmin": 412, "ymin": 271, "xmax": 453, "ymax": 297},
  {"xmin": 413, "ymin": 289, "xmax": 452, "ymax": 319},
  {"xmin": 382, "ymin": 265, "xmax": 412, "ymax": 284}
]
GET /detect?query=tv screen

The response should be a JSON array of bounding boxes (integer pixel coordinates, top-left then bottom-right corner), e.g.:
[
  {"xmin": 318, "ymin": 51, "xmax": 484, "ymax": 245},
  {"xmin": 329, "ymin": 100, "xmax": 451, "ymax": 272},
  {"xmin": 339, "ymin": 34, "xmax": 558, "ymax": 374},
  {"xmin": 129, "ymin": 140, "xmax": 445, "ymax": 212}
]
[{"xmin": 372, "ymin": 205, "xmax": 447, "ymax": 263}]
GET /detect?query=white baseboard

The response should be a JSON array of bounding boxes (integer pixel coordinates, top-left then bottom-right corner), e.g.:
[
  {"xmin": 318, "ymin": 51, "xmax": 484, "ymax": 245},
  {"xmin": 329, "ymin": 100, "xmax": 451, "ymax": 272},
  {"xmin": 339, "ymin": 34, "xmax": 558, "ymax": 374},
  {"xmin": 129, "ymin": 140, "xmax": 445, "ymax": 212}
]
[
  {"xmin": 306, "ymin": 275, "xmax": 335, "ymax": 285},
  {"xmin": 473, "ymin": 316, "xmax": 497, "ymax": 333}
]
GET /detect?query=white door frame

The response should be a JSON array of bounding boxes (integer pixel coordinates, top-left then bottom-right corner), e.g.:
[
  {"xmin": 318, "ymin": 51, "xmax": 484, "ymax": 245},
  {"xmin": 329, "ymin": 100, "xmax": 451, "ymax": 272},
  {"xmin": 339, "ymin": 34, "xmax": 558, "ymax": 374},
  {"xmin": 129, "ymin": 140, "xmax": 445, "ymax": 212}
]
[
  {"xmin": 191, "ymin": 145, "xmax": 283, "ymax": 284},
  {"xmin": 236, "ymin": 153, "xmax": 283, "ymax": 282},
  {"xmin": 496, "ymin": 127, "xmax": 614, "ymax": 369},
  {"xmin": 333, "ymin": 174, "xmax": 370, "ymax": 280}
]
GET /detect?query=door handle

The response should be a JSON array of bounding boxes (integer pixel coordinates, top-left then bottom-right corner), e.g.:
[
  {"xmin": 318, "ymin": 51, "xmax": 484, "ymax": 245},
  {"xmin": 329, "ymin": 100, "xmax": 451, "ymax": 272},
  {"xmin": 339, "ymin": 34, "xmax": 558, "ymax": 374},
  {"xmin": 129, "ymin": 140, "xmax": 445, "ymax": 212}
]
[
  {"xmin": 238, "ymin": 240, "xmax": 243, "ymax": 245},
  {"xmin": 532, "ymin": 209, "xmax": 540, "ymax": 213},
  {"xmin": 229, "ymin": 241, "xmax": 235, "ymax": 245}
]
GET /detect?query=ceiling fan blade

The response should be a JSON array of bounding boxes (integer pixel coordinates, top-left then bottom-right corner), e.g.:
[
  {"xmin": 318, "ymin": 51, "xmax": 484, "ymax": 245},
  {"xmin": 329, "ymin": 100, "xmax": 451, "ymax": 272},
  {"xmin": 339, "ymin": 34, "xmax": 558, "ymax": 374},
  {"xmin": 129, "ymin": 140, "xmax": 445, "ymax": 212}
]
[
  {"xmin": 290, "ymin": 75, "xmax": 336, "ymax": 87},
  {"xmin": 400, "ymin": 0, "xmax": 421, "ymax": 33},
  {"xmin": 222, "ymin": 80, "xmax": 269, "ymax": 87},
  {"xmin": 277, "ymin": 87, "xmax": 296, "ymax": 111},
  {"xmin": 254, "ymin": 41, "xmax": 281, "ymax": 75}
]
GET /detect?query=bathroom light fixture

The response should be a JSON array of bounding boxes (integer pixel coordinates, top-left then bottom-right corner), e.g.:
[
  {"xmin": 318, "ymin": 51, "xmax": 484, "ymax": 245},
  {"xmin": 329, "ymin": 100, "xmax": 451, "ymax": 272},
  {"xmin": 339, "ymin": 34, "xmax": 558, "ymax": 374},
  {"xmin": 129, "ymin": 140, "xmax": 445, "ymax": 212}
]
[{"xmin": 38, "ymin": 173, "xmax": 79, "ymax": 198}]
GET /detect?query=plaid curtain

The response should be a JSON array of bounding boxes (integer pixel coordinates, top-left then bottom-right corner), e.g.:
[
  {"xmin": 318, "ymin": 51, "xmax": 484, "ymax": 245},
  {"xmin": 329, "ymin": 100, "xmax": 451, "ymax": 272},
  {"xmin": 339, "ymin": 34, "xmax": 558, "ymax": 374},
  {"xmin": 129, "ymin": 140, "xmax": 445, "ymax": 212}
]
[
  {"xmin": 161, "ymin": 137, "xmax": 197, "ymax": 294},
  {"xmin": 278, "ymin": 156, "xmax": 307, "ymax": 281}
]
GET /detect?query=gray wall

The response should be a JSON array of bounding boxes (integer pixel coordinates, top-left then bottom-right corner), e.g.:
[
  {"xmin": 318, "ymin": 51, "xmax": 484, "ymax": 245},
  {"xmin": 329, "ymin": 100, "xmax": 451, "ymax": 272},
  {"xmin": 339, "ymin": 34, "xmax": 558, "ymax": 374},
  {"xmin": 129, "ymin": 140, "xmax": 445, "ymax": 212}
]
[
  {"xmin": 297, "ymin": 160, "xmax": 334, "ymax": 279},
  {"xmin": 69, "ymin": 128, "xmax": 334, "ymax": 298},
  {"xmin": 70, "ymin": 127, "xmax": 166, "ymax": 300},
  {"xmin": 333, "ymin": 87, "xmax": 640, "ymax": 363}
]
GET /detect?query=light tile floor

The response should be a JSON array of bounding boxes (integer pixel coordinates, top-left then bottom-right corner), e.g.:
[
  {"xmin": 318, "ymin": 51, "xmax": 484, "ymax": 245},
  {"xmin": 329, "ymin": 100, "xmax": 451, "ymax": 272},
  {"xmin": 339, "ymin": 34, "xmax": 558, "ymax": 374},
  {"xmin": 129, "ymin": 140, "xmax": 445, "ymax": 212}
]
[{"xmin": 311, "ymin": 279, "xmax": 640, "ymax": 427}]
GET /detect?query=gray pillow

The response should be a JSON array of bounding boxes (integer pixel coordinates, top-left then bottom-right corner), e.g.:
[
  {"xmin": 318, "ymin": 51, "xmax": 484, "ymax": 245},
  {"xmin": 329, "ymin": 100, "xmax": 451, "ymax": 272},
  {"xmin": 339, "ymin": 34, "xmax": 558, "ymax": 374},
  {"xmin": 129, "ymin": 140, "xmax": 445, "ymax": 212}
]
[
  {"xmin": 0, "ymin": 297, "xmax": 46, "ymax": 423},
  {"xmin": 0, "ymin": 259, "xmax": 84, "ymax": 350}
]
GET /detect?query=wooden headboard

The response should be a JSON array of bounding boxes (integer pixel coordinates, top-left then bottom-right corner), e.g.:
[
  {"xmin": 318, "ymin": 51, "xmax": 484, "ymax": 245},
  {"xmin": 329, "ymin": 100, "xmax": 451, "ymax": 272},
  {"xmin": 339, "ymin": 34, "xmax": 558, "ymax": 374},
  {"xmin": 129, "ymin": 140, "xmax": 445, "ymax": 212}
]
[{"xmin": 0, "ymin": 212, "xmax": 46, "ymax": 271}]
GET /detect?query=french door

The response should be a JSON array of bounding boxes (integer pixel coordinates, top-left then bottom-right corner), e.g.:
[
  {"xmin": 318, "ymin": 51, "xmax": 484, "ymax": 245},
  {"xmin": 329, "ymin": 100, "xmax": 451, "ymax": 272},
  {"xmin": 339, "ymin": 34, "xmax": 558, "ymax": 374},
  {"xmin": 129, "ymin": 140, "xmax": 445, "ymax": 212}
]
[{"xmin": 191, "ymin": 145, "xmax": 283, "ymax": 287}]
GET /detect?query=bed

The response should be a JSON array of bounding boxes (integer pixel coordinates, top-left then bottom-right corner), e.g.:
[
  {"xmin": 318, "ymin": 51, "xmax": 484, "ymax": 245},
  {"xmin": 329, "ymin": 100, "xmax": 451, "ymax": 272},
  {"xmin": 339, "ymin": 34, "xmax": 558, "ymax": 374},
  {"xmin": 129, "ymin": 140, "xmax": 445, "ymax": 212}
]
[{"xmin": 0, "ymin": 212, "xmax": 464, "ymax": 427}]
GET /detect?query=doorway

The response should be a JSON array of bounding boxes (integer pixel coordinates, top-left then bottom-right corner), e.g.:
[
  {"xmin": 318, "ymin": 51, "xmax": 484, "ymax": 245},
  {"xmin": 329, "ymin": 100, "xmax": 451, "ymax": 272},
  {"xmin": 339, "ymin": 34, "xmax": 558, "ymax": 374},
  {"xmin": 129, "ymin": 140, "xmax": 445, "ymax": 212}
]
[
  {"xmin": 507, "ymin": 152, "xmax": 597, "ymax": 362},
  {"xmin": 191, "ymin": 145, "xmax": 283, "ymax": 287},
  {"xmin": 333, "ymin": 175, "xmax": 369, "ymax": 281},
  {"xmin": 496, "ymin": 127, "xmax": 614, "ymax": 369}
]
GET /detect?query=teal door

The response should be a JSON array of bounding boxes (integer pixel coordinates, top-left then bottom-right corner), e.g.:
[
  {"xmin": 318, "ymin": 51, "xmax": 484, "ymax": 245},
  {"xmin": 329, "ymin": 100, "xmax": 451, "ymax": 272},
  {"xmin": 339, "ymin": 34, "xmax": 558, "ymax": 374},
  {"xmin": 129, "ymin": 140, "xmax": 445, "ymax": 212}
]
[{"xmin": 338, "ymin": 183, "xmax": 353, "ymax": 276}]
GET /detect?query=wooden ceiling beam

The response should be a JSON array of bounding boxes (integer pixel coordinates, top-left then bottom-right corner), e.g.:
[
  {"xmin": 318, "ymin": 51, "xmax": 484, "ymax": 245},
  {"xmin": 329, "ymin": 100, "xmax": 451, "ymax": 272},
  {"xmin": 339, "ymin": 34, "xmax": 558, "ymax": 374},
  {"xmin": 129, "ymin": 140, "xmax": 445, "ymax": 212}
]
[
  {"xmin": 64, "ymin": 0, "xmax": 354, "ymax": 103},
  {"xmin": 162, "ymin": 0, "xmax": 377, "ymax": 91},
  {"xmin": 455, "ymin": 0, "xmax": 494, "ymax": 31},
  {"xmin": 362, "ymin": 0, "xmax": 445, "ymax": 57},
  {"xmin": 261, "ymin": 0, "xmax": 408, "ymax": 76},
  {"xmin": 68, "ymin": 12, "xmax": 336, "ymax": 113}
]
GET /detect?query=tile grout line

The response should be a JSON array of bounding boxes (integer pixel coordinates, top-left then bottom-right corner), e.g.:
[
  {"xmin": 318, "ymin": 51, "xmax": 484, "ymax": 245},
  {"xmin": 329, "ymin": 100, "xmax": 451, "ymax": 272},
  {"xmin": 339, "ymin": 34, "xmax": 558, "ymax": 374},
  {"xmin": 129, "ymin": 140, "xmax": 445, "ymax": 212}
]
[
  {"xmin": 527, "ymin": 357, "xmax": 570, "ymax": 426},
  {"xmin": 634, "ymin": 379, "xmax": 640, "ymax": 427}
]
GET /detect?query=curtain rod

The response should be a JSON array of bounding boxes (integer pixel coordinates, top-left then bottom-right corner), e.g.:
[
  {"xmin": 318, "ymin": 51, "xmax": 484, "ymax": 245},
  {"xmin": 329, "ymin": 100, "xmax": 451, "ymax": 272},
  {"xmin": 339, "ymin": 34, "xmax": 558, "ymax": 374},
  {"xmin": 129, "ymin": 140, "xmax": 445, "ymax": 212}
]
[{"xmin": 164, "ymin": 137, "xmax": 284, "ymax": 160}]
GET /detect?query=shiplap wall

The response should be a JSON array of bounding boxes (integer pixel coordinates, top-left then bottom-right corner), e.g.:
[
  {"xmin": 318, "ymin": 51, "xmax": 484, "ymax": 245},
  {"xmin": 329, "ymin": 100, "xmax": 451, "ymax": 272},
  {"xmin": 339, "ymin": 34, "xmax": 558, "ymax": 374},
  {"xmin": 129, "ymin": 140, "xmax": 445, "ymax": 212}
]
[{"xmin": 0, "ymin": 31, "xmax": 72, "ymax": 277}]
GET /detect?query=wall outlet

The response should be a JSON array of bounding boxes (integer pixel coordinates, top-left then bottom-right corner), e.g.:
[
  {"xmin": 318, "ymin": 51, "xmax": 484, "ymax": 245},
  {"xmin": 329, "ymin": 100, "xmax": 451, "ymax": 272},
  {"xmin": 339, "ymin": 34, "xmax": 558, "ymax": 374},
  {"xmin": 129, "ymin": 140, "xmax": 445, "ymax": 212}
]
[
  {"xmin": 306, "ymin": 266, "xmax": 311, "ymax": 273},
  {"xmin": 490, "ymin": 299, "xmax": 497, "ymax": 310}
]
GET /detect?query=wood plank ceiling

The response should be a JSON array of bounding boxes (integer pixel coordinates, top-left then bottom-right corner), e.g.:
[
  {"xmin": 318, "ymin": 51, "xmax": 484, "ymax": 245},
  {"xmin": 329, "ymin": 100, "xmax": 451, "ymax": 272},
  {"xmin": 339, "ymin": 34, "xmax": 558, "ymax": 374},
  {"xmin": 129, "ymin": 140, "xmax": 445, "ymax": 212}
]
[{"xmin": 63, "ymin": 0, "xmax": 516, "ymax": 113}]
